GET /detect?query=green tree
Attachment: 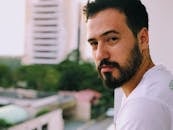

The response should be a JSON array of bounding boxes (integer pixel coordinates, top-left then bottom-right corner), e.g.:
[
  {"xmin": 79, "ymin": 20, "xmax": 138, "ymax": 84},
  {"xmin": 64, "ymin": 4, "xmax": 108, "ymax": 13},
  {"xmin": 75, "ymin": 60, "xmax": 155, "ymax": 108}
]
[
  {"xmin": 0, "ymin": 64, "xmax": 13, "ymax": 87},
  {"xmin": 42, "ymin": 66, "xmax": 60, "ymax": 91},
  {"xmin": 56, "ymin": 59, "xmax": 102, "ymax": 91},
  {"xmin": 15, "ymin": 65, "xmax": 60, "ymax": 91}
]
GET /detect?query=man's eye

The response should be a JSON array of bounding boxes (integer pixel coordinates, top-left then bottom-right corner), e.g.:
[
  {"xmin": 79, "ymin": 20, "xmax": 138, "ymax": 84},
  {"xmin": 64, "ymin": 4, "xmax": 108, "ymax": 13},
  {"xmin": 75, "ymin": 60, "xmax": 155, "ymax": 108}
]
[
  {"xmin": 111, "ymin": 37, "xmax": 118, "ymax": 41},
  {"xmin": 90, "ymin": 41, "xmax": 98, "ymax": 46},
  {"xmin": 89, "ymin": 41, "xmax": 98, "ymax": 49},
  {"xmin": 109, "ymin": 37, "xmax": 118, "ymax": 42},
  {"xmin": 106, "ymin": 37, "xmax": 118, "ymax": 44}
]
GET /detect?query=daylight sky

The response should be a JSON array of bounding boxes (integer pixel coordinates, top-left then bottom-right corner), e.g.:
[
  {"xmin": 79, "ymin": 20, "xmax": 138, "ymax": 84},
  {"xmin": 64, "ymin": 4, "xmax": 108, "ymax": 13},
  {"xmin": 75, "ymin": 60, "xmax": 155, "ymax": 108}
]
[{"xmin": 0, "ymin": 0, "xmax": 25, "ymax": 56}]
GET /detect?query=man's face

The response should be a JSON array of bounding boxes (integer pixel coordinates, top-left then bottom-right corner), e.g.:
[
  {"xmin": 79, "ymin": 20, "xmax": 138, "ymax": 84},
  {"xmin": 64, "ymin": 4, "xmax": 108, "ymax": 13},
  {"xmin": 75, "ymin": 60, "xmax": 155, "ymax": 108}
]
[{"xmin": 87, "ymin": 8, "xmax": 143, "ymax": 89}]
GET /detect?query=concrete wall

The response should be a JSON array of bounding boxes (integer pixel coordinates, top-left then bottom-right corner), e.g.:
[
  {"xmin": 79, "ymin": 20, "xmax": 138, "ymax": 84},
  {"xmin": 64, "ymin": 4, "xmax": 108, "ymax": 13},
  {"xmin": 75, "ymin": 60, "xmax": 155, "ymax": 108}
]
[{"xmin": 8, "ymin": 109, "xmax": 64, "ymax": 130}]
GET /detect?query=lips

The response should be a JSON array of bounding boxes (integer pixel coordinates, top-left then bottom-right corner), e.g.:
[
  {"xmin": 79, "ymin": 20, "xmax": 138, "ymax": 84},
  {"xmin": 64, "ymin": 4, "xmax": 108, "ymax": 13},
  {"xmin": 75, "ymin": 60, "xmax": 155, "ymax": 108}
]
[{"xmin": 100, "ymin": 65, "xmax": 114, "ymax": 73}]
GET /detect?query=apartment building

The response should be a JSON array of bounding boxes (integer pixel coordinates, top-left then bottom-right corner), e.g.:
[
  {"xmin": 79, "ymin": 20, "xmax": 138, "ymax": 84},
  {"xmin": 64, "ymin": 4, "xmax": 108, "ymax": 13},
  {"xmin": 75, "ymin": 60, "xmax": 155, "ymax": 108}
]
[{"xmin": 22, "ymin": 0, "xmax": 81, "ymax": 64}]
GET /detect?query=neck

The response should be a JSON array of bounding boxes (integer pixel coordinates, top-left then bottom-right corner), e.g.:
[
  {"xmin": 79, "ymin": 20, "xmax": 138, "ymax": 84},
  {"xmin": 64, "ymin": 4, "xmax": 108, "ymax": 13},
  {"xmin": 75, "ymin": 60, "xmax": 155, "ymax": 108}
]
[{"xmin": 122, "ymin": 59, "xmax": 154, "ymax": 97}]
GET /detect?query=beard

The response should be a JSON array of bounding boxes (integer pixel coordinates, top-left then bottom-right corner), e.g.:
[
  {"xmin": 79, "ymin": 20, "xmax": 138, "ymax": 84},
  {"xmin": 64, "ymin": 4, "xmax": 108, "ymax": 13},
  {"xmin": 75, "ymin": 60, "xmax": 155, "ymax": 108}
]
[{"xmin": 98, "ymin": 42, "xmax": 142, "ymax": 90}]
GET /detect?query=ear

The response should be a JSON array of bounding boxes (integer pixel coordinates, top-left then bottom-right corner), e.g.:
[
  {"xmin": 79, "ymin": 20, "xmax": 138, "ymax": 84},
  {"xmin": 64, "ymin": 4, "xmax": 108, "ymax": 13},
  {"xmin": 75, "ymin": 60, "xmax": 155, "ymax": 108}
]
[{"xmin": 137, "ymin": 27, "xmax": 149, "ymax": 51}]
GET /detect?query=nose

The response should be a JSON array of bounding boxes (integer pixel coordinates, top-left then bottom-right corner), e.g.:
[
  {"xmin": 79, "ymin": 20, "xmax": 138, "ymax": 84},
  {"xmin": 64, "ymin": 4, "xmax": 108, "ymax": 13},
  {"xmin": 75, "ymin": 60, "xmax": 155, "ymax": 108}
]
[{"xmin": 95, "ymin": 43, "xmax": 109, "ymax": 61}]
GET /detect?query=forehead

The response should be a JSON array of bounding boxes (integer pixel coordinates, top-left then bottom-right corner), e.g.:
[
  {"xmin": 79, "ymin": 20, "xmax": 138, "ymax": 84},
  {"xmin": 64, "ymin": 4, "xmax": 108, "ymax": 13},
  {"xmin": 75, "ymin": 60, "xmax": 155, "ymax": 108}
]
[{"xmin": 86, "ymin": 8, "xmax": 128, "ymax": 39}]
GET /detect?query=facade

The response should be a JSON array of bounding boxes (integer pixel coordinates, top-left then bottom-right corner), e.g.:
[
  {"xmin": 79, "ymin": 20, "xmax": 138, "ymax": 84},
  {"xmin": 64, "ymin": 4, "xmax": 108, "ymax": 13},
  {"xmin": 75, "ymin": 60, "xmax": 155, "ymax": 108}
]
[
  {"xmin": 0, "ymin": 104, "xmax": 63, "ymax": 130},
  {"xmin": 8, "ymin": 109, "xmax": 63, "ymax": 130},
  {"xmin": 0, "ymin": 87, "xmax": 111, "ymax": 130},
  {"xmin": 22, "ymin": 0, "xmax": 81, "ymax": 64},
  {"xmin": 0, "ymin": 88, "xmax": 74, "ymax": 130}
]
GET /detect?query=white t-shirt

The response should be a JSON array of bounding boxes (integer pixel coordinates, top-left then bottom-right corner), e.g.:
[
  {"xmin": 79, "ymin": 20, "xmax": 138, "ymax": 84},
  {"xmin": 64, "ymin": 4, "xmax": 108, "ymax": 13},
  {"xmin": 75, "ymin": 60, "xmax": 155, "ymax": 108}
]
[{"xmin": 115, "ymin": 65, "xmax": 173, "ymax": 130}]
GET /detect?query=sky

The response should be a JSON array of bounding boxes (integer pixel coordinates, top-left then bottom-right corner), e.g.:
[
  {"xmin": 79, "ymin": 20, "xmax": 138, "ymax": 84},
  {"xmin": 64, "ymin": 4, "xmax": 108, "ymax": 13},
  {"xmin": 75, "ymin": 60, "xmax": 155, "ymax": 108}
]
[{"xmin": 0, "ymin": 0, "xmax": 25, "ymax": 56}]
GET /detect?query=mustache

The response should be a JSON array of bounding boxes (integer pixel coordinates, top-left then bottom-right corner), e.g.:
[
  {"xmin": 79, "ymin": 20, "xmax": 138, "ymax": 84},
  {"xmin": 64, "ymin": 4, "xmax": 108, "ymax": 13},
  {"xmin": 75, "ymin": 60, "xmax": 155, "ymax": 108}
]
[{"xmin": 98, "ymin": 59, "xmax": 120, "ymax": 71}]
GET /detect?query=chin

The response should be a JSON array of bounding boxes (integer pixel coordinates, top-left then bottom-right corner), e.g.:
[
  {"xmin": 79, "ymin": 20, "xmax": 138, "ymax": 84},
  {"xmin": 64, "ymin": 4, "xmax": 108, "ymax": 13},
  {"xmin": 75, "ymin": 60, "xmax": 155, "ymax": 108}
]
[{"xmin": 104, "ymin": 80, "xmax": 122, "ymax": 90}]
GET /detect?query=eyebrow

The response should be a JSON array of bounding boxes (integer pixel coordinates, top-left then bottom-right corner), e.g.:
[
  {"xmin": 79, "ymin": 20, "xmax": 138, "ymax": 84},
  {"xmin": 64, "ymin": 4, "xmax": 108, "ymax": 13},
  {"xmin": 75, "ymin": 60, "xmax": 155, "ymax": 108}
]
[
  {"xmin": 101, "ymin": 30, "xmax": 119, "ymax": 37},
  {"xmin": 88, "ymin": 30, "xmax": 119, "ymax": 42}
]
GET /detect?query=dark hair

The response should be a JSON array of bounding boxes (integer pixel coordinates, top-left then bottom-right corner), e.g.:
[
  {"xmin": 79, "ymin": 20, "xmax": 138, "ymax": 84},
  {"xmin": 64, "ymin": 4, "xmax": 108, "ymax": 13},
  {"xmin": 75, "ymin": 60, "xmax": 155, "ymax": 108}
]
[{"xmin": 83, "ymin": 0, "xmax": 149, "ymax": 36}]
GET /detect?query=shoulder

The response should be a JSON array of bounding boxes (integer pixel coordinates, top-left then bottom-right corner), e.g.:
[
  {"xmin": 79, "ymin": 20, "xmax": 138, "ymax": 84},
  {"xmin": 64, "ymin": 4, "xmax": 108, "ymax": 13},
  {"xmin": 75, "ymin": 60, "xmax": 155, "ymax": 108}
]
[
  {"xmin": 143, "ymin": 65, "xmax": 173, "ymax": 85},
  {"xmin": 120, "ymin": 98, "xmax": 170, "ymax": 118},
  {"xmin": 116, "ymin": 98, "xmax": 171, "ymax": 130},
  {"xmin": 135, "ymin": 65, "xmax": 173, "ymax": 107}
]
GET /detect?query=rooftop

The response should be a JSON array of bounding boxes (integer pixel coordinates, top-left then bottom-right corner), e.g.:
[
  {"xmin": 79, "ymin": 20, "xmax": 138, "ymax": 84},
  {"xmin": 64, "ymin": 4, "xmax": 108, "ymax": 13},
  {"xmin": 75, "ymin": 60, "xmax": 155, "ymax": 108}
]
[{"xmin": 0, "ymin": 105, "xmax": 29, "ymax": 124}]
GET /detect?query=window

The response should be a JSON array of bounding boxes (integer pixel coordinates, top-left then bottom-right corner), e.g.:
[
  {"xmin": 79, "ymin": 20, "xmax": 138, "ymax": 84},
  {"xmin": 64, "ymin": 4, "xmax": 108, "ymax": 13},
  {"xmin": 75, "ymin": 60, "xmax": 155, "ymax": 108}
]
[{"xmin": 42, "ymin": 124, "xmax": 48, "ymax": 130}]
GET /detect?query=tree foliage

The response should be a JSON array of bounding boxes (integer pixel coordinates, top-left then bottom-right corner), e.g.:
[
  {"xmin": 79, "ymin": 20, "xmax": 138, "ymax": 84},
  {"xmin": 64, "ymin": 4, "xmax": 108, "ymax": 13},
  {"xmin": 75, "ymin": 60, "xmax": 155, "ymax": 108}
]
[
  {"xmin": 56, "ymin": 60, "xmax": 103, "ymax": 91},
  {"xmin": 0, "ymin": 64, "xmax": 13, "ymax": 87},
  {"xmin": 15, "ymin": 65, "xmax": 60, "ymax": 91}
]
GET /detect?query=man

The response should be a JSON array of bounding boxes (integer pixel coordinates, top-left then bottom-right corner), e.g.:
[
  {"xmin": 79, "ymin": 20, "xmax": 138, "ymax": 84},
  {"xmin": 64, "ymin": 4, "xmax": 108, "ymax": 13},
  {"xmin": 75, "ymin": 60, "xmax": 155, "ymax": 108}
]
[{"xmin": 83, "ymin": 0, "xmax": 173, "ymax": 129}]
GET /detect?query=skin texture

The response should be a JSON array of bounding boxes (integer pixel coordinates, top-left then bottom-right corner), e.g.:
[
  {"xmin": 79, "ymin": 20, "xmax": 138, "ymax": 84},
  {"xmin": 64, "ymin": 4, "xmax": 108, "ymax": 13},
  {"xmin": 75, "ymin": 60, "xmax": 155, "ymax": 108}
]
[{"xmin": 87, "ymin": 8, "xmax": 154, "ymax": 97}]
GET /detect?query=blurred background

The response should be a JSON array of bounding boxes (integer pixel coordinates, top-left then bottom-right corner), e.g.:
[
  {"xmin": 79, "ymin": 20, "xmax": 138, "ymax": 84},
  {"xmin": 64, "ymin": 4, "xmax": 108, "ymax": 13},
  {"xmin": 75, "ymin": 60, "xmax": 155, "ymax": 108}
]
[{"xmin": 0, "ymin": 0, "xmax": 172, "ymax": 130}]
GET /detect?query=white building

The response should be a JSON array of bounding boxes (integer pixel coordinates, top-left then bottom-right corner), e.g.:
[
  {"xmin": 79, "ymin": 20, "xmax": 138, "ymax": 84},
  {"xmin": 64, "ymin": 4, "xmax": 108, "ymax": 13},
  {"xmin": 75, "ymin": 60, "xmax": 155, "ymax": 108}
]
[
  {"xmin": 8, "ymin": 109, "xmax": 64, "ymax": 130},
  {"xmin": 0, "ymin": 104, "xmax": 63, "ymax": 130},
  {"xmin": 22, "ymin": 0, "xmax": 81, "ymax": 64}
]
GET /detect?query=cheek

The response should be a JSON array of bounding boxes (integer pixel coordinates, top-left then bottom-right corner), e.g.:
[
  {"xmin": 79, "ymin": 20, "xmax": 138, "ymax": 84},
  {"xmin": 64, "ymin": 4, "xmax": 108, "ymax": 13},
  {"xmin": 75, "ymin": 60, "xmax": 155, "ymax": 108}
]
[
  {"xmin": 92, "ymin": 51, "xmax": 99, "ymax": 67},
  {"xmin": 109, "ymin": 45, "xmax": 125, "ymax": 62},
  {"xmin": 92, "ymin": 50, "xmax": 95, "ymax": 58},
  {"xmin": 92, "ymin": 51, "xmax": 96, "ymax": 62},
  {"xmin": 111, "ymin": 44, "xmax": 132, "ymax": 63}
]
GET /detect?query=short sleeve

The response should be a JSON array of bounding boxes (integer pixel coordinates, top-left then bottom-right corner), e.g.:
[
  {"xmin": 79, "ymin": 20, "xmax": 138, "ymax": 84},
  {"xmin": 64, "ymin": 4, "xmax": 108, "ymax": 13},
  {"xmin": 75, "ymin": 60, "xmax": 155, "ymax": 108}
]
[{"xmin": 115, "ymin": 98, "xmax": 171, "ymax": 130}]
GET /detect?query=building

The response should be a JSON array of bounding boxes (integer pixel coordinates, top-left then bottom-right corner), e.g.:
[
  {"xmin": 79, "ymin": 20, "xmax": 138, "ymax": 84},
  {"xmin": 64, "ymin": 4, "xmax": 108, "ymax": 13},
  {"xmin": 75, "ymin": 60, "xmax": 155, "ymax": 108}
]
[
  {"xmin": 0, "ymin": 87, "xmax": 110, "ymax": 130},
  {"xmin": 0, "ymin": 88, "xmax": 75, "ymax": 130},
  {"xmin": 0, "ymin": 104, "xmax": 63, "ymax": 130},
  {"xmin": 22, "ymin": 0, "xmax": 81, "ymax": 64},
  {"xmin": 8, "ymin": 109, "xmax": 63, "ymax": 130}
]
